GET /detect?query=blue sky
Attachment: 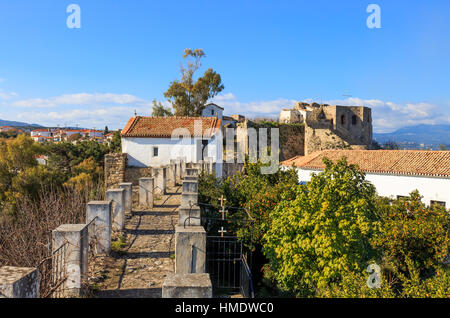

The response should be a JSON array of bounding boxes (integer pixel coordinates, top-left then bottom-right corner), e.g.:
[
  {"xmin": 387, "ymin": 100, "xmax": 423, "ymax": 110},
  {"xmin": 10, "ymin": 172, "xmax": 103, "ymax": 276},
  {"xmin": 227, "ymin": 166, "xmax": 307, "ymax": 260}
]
[{"xmin": 0, "ymin": 0, "xmax": 449, "ymax": 132}]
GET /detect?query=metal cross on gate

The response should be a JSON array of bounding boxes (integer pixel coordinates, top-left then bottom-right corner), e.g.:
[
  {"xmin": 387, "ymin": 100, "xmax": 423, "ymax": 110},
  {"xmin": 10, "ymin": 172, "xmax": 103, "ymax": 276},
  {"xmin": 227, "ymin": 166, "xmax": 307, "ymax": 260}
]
[
  {"xmin": 218, "ymin": 227, "xmax": 227, "ymax": 238},
  {"xmin": 219, "ymin": 195, "xmax": 228, "ymax": 220}
]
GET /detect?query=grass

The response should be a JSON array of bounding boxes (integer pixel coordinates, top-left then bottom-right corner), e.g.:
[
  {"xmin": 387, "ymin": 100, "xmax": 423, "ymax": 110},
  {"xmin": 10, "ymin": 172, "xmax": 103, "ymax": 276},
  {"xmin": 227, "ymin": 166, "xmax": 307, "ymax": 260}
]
[{"xmin": 111, "ymin": 235, "xmax": 127, "ymax": 252}]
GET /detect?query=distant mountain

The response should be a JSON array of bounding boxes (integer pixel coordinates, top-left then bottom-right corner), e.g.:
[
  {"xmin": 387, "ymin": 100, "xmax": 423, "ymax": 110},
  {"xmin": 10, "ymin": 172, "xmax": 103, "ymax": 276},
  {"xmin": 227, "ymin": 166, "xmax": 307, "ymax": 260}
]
[
  {"xmin": 0, "ymin": 119, "xmax": 43, "ymax": 127},
  {"xmin": 374, "ymin": 124, "xmax": 450, "ymax": 149}
]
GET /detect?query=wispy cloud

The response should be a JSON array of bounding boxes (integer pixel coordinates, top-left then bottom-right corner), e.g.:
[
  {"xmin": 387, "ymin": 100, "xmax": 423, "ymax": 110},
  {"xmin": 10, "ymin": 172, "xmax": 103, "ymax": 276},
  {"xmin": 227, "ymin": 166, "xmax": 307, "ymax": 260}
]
[
  {"xmin": 212, "ymin": 94, "xmax": 450, "ymax": 133},
  {"xmin": 8, "ymin": 91, "xmax": 450, "ymax": 132},
  {"xmin": 16, "ymin": 106, "xmax": 151, "ymax": 129},
  {"xmin": 12, "ymin": 92, "xmax": 153, "ymax": 108},
  {"xmin": 0, "ymin": 89, "xmax": 18, "ymax": 100},
  {"xmin": 212, "ymin": 93, "xmax": 296, "ymax": 117},
  {"xmin": 324, "ymin": 97, "xmax": 449, "ymax": 133}
]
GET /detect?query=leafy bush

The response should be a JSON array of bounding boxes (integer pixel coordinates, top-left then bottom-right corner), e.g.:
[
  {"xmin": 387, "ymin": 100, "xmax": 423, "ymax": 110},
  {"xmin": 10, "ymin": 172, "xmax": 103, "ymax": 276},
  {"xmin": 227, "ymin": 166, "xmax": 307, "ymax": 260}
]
[{"xmin": 263, "ymin": 158, "xmax": 380, "ymax": 296}]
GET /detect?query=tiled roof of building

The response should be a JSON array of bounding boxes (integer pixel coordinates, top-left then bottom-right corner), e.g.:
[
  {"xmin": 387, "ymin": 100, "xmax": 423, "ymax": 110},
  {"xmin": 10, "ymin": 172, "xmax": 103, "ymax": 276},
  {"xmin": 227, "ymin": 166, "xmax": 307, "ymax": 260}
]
[
  {"xmin": 281, "ymin": 150, "xmax": 450, "ymax": 178},
  {"xmin": 121, "ymin": 116, "xmax": 221, "ymax": 138}
]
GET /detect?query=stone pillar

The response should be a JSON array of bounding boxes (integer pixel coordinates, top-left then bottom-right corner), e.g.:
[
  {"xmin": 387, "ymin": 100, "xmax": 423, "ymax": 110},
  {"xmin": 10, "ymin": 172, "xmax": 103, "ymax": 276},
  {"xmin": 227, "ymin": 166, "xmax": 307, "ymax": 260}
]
[
  {"xmin": 167, "ymin": 162, "xmax": 176, "ymax": 187},
  {"xmin": 185, "ymin": 168, "xmax": 199, "ymax": 181},
  {"xmin": 169, "ymin": 159, "xmax": 178, "ymax": 187},
  {"xmin": 182, "ymin": 179, "xmax": 198, "ymax": 193},
  {"xmin": 175, "ymin": 226, "xmax": 206, "ymax": 274},
  {"xmin": 52, "ymin": 224, "xmax": 88, "ymax": 297},
  {"xmin": 106, "ymin": 188, "xmax": 126, "ymax": 231},
  {"xmin": 139, "ymin": 177, "xmax": 154, "ymax": 208},
  {"xmin": 118, "ymin": 182, "xmax": 133, "ymax": 214},
  {"xmin": 179, "ymin": 157, "xmax": 186, "ymax": 178},
  {"xmin": 162, "ymin": 273, "xmax": 212, "ymax": 298},
  {"xmin": 153, "ymin": 167, "xmax": 166, "ymax": 195},
  {"xmin": 181, "ymin": 179, "xmax": 198, "ymax": 208},
  {"xmin": 176, "ymin": 160, "xmax": 182, "ymax": 181},
  {"xmin": 181, "ymin": 192, "xmax": 198, "ymax": 208},
  {"xmin": 86, "ymin": 201, "xmax": 112, "ymax": 255},
  {"xmin": 178, "ymin": 205, "xmax": 201, "ymax": 226},
  {"xmin": 0, "ymin": 266, "xmax": 39, "ymax": 298}
]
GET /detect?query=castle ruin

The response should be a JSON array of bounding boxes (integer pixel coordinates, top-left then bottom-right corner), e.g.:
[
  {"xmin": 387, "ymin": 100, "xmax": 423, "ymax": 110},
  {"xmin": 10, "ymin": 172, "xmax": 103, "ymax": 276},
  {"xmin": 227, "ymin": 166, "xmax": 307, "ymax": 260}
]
[{"xmin": 279, "ymin": 102, "xmax": 373, "ymax": 155}]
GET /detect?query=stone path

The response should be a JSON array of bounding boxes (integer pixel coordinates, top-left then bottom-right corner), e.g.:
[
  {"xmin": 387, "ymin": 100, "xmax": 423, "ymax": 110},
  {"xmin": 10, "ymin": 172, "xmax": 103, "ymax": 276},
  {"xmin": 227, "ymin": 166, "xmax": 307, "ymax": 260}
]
[{"xmin": 91, "ymin": 184, "xmax": 181, "ymax": 298}]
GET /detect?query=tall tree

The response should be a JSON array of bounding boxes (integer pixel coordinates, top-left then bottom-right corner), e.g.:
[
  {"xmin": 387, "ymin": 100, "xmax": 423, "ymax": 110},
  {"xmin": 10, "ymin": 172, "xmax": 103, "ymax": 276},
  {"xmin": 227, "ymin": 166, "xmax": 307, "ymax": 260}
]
[
  {"xmin": 152, "ymin": 99, "xmax": 173, "ymax": 117},
  {"xmin": 164, "ymin": 49, "xmax": 224, "ymax": 116}
]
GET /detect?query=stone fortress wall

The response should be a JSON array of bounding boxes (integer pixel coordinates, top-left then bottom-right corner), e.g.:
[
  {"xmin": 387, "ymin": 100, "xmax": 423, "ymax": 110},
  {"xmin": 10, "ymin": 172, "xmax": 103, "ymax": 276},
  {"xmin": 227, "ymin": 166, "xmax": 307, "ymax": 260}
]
[{"xmin": 280, "ymin": 102, "xmax": 373, "ymax": 155}]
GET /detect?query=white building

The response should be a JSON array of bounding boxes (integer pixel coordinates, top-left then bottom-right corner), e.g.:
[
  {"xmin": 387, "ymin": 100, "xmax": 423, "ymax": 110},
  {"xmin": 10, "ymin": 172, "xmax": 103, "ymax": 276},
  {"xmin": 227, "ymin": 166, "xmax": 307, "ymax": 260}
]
[
  {"xmin": 121, "ymin": 116, "xmax": 223, "ymax": 176},
  {"xmin": 202, "ymin": 103, "xmax": 223, "ymax": 120},
  {"xmin": 281, "ymin": 150, "xmax": 450, "ymax": 208},
  {"xmin": 31, "ymin": 129, "xmax": 51, "ymax": 137}
]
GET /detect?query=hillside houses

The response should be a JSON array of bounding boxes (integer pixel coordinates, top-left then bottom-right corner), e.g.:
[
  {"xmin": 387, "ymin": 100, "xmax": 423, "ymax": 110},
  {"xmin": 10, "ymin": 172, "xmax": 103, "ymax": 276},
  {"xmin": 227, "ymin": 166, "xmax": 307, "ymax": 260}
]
[{"xmin": 30, "ymin": 128, "xmax": 107, "ymax": 143}]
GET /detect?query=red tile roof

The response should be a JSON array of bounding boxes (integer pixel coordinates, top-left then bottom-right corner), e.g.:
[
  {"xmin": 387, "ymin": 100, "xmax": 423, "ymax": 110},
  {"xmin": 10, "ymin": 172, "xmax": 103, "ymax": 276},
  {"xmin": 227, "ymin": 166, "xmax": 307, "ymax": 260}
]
[
  {"xmin": 281, "ymin": 150, "xmax": 450, "ymax": 178},
  {"xmin": 121, "ymin": 116, "xmax": 221, "ymax": 138}
]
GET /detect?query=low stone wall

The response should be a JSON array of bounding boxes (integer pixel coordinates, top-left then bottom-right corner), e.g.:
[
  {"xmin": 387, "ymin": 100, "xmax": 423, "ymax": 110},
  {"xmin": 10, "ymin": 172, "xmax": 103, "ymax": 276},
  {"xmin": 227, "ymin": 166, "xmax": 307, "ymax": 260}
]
[
  {"xmin": 105, "ymin": 153, "xmax": 127, "ymax": 190},
  {"xmin": 124, "ymin": 167, "xmax": 152, "ymax": 186}
]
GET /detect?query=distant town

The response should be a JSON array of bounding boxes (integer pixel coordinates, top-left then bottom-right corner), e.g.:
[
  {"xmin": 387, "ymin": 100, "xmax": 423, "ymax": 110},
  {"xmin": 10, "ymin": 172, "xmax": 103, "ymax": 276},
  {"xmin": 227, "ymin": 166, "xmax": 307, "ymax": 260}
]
[{"xmin": 0, "ymin": 125, "xmax": 117, "ymax": 145}]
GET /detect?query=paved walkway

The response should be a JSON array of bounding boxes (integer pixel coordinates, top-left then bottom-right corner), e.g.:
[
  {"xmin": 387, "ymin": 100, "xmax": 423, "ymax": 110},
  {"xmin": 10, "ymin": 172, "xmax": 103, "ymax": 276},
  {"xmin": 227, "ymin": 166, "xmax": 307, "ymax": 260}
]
[{"xmin": 92, "ymin": 184, "xmax": 181, "ymax": 298}]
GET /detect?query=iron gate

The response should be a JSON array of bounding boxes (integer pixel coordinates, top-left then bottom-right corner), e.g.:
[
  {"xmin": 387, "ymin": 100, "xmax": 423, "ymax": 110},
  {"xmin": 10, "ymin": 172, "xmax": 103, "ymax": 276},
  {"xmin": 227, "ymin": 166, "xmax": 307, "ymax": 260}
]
[
  {"xmin": 199, "ymin": 200, "xmax": 255, "ymax": 297},
  {"xmin": 206, "ymin": 236, "xmax": 254, "ymax": 297}
]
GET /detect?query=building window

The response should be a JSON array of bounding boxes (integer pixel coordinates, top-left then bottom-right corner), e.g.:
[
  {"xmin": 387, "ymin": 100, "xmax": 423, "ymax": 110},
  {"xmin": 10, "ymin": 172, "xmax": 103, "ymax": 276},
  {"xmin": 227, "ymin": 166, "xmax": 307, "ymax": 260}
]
[
  {"xmin": 153, "ymin": 147, "xmax": 158, "ymax": 157},
  {"xmin": 430, "ymin": 200, "xmax": 446, "ymax": 208},
  {"xmin": 211, "ymin": 110, "xmax": 214, "ymax": 115},
  {"xmin": 352, "ymin": 115, "xmax": 357, "ymax": 125},
  {"xmin": 340, "ymin": 115, "xmax": 346, "ymax": 125}
]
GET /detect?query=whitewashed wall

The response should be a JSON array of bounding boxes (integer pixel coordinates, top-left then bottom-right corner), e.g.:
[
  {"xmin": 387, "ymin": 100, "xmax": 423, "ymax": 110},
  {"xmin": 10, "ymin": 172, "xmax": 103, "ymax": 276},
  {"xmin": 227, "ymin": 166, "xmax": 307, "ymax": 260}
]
[
  {"xmin": 122, "ymin": 136, "xmax": 223, "ymax": 177},
  {"xmin": 202, "ymin": 105, "xmax": 223, "ymax": 120},
  {"xmin": 295, "ymin": 168, "xmax": 450, "ymax": 207}
]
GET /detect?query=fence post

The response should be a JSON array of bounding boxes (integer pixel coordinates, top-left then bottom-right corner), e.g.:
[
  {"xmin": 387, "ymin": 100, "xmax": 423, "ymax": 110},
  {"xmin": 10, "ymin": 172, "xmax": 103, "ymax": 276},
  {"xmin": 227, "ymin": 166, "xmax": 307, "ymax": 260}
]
[
  {"xmin": 181, "ymin": 179, "xmax": 198, "ymax": 208},
  {"xmin": 178, "ymin": 205, "xmax": 201, "ymax": 226},
  {"xmin": 0, "ymin": 266, "xmax": 39, "ymax": 298},
  {"xmin": 162, "ymin": 273, "xmax": 212, "ymax": 298},
  {"xmin": 106, "ymin": 188, "xmax": 125, "ymax": 231},
  {"xmin": 118, "ymin": 182, "xmax": 133, "ymax": 215},
  {"xmin": 86, "ymin": 201, "xmax": 112, "ymax": 255},
  {"xmin": 175, "ymin": 225, "xmax": 206, "ymax": 274},
  {"xmin": 139, "ymin": 177, "xmax": 154, "ymax": 208},
  {"xmin": 185, "ymin": 168, "xmax": 199, "ymax": 181},
  {"xmin": 179, "ymin": 157, "xmax": 186, "ymax": 178},
  {"xmin": 153, "ymin": 167, "xmax": 167, "ymax": 195},
  {"xmin": 52, "ymin": 224, "xmax": 88, "ymax": 297},
  {"xmin": 168, "ymin": 159, "xmax": 177, "ymax": 187}
]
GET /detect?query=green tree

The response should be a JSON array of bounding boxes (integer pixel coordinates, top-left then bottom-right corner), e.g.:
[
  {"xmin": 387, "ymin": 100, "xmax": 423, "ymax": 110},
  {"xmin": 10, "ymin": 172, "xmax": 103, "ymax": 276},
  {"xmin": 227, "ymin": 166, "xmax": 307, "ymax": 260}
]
[
  {"xmin": 372, "ymin": 191, "xmax": 449, "ymax": 280},
  {"xmin": 383, "ymin": 140, "xmax": 401, "ymax": 150},
  {"xmin": 104, "ymin": 126, "xmax": 109, "ymax": 135},
  {"xmin": 152, "ymin": 99, "xmax": 173, "ymax": 117},
  {"xmin": 439, "ymin": 144, "xmax": 447, "ymax": 151},
  {"xmin": 109, "ymin": 130, "xmax": 122, "ymax": 153},
  {"xmin": 164, "ymin": 49, "xmax": 224, "ymax": 116},
  {"xmin": 263, "ymin": 158, "xmax": 380, "ymax": 296}
]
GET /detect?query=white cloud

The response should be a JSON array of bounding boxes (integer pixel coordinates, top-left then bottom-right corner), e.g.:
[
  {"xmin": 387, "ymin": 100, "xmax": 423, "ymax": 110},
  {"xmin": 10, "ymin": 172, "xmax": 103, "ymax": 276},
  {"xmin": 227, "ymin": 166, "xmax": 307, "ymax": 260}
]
[
  {"xmin": 211, "ymin": 93, "xmax": 450, "ymax": 133},
  {"xmin": 16, "ymin": 106, "xmax": 152, "ymax": 129},
  {"xmin": 212, "ymin": 93, "xmax": 296, "ymax": 118},
  {"xmin": 8, "ymin": 91, "xmax": 450, "ymax": 133},
  {"xmin": 12, "ymin": 93, "xmax": 152, "ymax": 108},
  {"xmin": 0, "ymin": 89, "xmax": 18, "ymax": 100},
  {"xmin": 324, "ymin": 97, "xmax": 449, "ymax": 133}
]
